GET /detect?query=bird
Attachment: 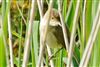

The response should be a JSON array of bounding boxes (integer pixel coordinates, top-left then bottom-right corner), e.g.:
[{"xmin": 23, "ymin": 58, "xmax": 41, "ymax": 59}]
[
  {"xmin": 46, "ymin": 8, "xmax": 70, "ymax": 49},
  {"xmin": 42, "ymin": 3, "xmax": 79, "ymax": 65},
  {"xmin": 45, "ymin": 8, "xmax": 79, "ymax": 66}
]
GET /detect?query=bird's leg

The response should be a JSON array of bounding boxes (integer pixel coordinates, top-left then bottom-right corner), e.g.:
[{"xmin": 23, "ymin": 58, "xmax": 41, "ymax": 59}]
[{"xmin": 48, "ymin": 47, "xmax": 63, "ymax": 62}]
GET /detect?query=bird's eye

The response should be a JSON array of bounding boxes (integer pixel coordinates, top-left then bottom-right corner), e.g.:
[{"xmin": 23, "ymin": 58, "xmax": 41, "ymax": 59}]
[{"xmin": 52, "ymin": 17, "xmax": 54, "ymax": 19}]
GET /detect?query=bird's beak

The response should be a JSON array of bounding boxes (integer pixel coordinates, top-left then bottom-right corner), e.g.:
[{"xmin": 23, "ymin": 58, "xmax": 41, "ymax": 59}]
[{"xmin": 49, "ymin": 18, "xmax": 61, "ymax": 26}]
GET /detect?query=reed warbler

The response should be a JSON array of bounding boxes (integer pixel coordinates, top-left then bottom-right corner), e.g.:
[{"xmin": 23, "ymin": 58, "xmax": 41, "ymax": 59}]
[
  {"xmin": 46, "ymin": 8, "xmax": 70, "ymax": 49},
  {"xmin": 45, "ymin": 9, "xmax": 79, "ymax": 65}
]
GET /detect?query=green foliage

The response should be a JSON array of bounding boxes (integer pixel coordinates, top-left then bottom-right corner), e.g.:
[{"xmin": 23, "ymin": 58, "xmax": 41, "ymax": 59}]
[
  {"xmin": 0, "ymin": 30, "xmax": 6, "ymax": 67},
  {"xmin": 32, "ymin": 21, "xmax": 39, "ymax": 66},
  {"xmin": 0, "ymin": 0, "xmax": 100, "ymax": 67}
]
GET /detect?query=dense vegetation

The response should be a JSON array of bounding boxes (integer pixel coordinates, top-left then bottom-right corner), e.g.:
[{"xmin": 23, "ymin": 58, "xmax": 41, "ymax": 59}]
[{"xmin": 0, "ymin": 0, "xmax": 100, "ymax": 67}]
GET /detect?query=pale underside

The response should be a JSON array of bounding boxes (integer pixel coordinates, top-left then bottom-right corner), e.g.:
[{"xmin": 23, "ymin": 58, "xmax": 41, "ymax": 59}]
[{"xmin": 46, "ymin": 19, "xmax": 65, "ymax": 48}]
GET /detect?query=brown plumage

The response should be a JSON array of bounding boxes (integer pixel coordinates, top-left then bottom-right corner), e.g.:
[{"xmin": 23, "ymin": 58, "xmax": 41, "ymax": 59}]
[{"xmin": 46, "ymin": 8, "xmax": 70, "ymax": 49}]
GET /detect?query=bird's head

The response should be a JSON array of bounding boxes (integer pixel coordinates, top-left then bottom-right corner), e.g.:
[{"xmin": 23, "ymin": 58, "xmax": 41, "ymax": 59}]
[{"xmin": 49, "ymin": 9, "xmax": 61, "ymax": 26}]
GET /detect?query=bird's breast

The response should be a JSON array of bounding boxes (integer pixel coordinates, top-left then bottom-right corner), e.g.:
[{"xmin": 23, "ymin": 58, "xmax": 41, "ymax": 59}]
[{"xmin": 46, "ymin": 29, "xmax": 63, "ymax": 48}]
